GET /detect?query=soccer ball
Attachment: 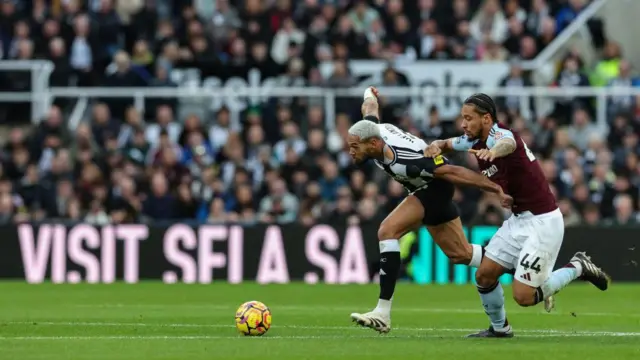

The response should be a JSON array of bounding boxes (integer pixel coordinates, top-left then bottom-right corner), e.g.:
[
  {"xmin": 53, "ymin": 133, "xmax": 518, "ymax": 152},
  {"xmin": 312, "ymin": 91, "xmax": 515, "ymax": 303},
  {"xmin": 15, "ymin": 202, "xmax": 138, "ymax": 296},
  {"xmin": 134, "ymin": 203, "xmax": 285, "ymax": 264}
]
[{"xmin": 235, "ymin": 301, "xmax": 272, "ymax": 336}]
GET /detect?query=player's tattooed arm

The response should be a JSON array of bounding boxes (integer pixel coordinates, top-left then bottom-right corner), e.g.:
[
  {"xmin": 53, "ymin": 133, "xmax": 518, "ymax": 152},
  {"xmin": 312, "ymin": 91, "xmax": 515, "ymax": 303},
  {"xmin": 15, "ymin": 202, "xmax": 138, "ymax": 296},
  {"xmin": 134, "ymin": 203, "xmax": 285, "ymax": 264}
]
[
  {"xmin": 361, "ymin": 86, "xmax": 381, "ymax": 123},
  {"xmin": 490, "ymin": 138, "xmax": 517, "ymax": 158},
  {"xmin": 473, "ymin": 138, "xmax": 517, "ymax": 161}
]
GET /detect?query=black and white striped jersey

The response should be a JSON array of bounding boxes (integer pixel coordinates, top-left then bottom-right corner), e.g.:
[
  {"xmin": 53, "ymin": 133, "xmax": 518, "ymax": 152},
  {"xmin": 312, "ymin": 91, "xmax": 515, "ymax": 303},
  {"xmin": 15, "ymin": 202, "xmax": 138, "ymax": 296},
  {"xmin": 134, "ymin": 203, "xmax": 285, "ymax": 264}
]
[{"xmin": 373, "ymin": 123, "xmax": 446, "ymax": 193}]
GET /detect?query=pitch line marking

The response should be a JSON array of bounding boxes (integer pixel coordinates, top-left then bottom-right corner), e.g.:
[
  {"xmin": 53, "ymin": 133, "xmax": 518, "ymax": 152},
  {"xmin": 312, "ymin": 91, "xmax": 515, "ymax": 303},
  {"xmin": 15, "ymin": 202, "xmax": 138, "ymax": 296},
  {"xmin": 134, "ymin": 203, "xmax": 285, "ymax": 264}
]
[
  {"xmin": 6, "ymin": 321, "xmax": 640, "ymax": 337},
  {"xmin": 1, "ymin": 333, "xmax": 639, "ymax": 341},
  {"xmin": 72, "ymin": 304, "xmax": 640, "ymax": 318}
]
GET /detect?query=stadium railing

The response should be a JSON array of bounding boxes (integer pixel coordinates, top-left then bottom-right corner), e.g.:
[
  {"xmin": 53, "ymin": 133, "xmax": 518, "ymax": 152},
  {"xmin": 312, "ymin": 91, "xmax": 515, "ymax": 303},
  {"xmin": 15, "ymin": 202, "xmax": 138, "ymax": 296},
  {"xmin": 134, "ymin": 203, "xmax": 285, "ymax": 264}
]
[
  {"xmin": 0, "ymin": 60, "xmax": 54, "ymax": 121},
  {"xmin": 1, "ymin": 55, "xmax": 639, "ymax": 129},
  {"xmin": 2, "ymin": 85, "xmax": 639, "ymax": 129}
]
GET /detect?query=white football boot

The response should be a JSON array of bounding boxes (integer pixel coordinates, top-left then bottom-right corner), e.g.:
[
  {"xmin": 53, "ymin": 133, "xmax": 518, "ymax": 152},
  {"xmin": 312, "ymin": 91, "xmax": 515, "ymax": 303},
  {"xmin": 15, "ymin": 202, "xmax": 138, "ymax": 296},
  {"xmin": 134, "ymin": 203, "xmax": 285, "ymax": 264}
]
[
  {"xmin": 544, "ymin": 295, "xmax": 555, "ymax": 313},
  {"xmin": 350, "ymin": 311, "xmax": 391, "ymax": 334}
]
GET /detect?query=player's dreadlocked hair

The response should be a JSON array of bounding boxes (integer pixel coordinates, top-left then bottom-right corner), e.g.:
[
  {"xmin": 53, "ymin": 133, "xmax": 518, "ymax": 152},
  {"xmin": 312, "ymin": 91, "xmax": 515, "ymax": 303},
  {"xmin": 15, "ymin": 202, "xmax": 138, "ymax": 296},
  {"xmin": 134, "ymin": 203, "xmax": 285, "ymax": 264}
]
[{"xmin": 463, "ymin": 93, "xmax": 498, "ymax": 123}]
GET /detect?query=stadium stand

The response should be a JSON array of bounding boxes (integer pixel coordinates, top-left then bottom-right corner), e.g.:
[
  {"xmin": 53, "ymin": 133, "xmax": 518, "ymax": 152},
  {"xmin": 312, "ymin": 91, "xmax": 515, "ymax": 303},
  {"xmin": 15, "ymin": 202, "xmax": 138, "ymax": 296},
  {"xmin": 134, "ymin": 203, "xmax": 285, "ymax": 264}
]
[{"xmin": 0, "ymin": 0, "xmax": 637, "ymax": 228}]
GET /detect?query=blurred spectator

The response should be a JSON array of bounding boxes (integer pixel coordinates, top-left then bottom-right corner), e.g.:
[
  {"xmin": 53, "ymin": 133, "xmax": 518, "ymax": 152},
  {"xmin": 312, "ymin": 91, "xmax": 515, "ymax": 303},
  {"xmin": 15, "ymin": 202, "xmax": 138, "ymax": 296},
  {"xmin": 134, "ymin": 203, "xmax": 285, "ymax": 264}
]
[
  {"xmin": 552, "ymin": 57, "xmax": 591, "ymax": 122},
  {"xmin": 271, "ymin": 17, "xmax": 305, "ymax": 65},
  {"xmin": 603, "ymin": 194, "xmax": 639, "ymax": 226},
  {"xmin": 497, "ymin": 63, "xmax": 534, "ymax": 116},
  {"xmin": 607, "ymin": 60, "xmax": 640, "ymax": 117},
  {"xmin": 518, "ymin": 35, "xmax": 538, "ymax": 60},
  {"xmin": 143, "ymin": 172, "xmax": 176, "ymax": 220},
  {"xmin": 591, "ymin": 41, "xmax": 622, "ymax": 87},
  {"xmin": 567, "ymin": 109, "xmax": 598, "ymax": 152},
  {"xmin": 470, "ymin": 0, "xmax": 508, "ymax": 45},
  {"xmin": 536, "ymin": 16, "xmax": 557, "ymax": 51},
  {"xmin": 258, "ymin": 178, "xmax": 299, "ymax": 224},
  {"xmin": 70, "ymin": 13, "xmax": 96, "ymax": 86},
  {"xmin": 145, "ymin": 105, "xmax": 181, "ymax": 148},
  {"xmin": 555, "ymin": 0, "xmax": 587, "ymax": 33},
  {"xmin": 274, "ymin": 121, "xmax": 306, "ymax": 164},
  {"xmin": 319, "ymin": 160, "xmax": 347, "ymax": 202},
  {"xmin": 207, "ymin": 0, "xmax": 241, "ymax": 45},
  {"xmin": 558, "ymin": 198, "xmax": 581, "ymax": 227},
  {"xmin": 348, "ymin": 0, "xmax": 380, "ymax": 35}
]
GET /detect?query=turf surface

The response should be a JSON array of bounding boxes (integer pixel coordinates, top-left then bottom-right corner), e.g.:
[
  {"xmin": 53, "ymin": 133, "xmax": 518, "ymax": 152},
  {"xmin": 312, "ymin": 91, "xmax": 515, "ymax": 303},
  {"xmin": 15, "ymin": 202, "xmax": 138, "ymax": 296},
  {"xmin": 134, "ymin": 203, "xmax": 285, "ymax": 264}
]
[{"xmin": 1, "ymin": 282, "xmax": 639, "ymax": 359}]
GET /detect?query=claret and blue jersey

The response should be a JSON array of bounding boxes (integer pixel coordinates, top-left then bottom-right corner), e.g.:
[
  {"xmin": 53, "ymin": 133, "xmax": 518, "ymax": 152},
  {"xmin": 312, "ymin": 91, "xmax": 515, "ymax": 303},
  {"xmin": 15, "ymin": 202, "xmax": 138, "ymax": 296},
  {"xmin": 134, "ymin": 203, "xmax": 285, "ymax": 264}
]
[{"xmin": 450, "ymin": 123, "xmax": 557, "ymax": 215}]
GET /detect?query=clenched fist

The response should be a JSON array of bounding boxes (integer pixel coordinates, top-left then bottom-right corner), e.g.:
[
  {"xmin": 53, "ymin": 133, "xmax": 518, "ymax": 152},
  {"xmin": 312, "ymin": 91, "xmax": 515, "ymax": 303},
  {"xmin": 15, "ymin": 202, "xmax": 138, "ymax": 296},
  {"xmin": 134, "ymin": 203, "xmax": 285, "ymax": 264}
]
[{"xmin": 424, "ymin": 143, "xmax": 442, "ymax": 158}]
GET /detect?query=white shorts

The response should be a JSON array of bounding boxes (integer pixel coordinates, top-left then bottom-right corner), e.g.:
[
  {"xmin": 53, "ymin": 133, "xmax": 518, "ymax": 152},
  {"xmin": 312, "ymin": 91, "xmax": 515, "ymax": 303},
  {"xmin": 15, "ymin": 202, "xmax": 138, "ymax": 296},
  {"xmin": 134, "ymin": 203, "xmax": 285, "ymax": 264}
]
[{"xmin": 485, "ymin": 208, "xmax": 564, "ymax": 287}]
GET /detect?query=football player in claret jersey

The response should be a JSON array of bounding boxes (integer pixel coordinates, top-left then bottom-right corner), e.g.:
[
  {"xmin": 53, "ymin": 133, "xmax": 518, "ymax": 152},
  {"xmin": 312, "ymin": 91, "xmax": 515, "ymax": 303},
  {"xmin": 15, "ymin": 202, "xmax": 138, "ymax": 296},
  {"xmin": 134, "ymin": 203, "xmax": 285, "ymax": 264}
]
[
  {"xmin": 347, "ymin": 87, "xmax": 513, "ymax": 333},
  {"xmin": 425, "ymin": 93, "xmax": 610, "ymax": 338}
]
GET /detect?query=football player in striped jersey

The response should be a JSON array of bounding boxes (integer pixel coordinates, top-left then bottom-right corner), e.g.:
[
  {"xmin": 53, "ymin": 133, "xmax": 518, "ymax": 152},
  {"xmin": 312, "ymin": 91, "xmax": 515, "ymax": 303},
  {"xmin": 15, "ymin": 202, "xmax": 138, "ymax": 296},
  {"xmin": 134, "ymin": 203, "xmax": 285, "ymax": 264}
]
[{"xmin": 348, "ymin": 87, "xmax": 512, "ymax": 333}]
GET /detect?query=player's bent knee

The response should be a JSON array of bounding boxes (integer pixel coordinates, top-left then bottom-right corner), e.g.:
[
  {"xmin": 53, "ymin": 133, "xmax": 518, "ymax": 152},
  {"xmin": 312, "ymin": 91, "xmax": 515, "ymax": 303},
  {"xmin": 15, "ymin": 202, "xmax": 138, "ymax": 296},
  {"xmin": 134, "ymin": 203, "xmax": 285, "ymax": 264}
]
[
  {"xmin": 475, "ymin": 269, "xmax": 499, "ymax": 288},
  {"xmin": 512, "ymin": 290, "xmax": 535, "ymax": 307},
  {"xmin": 377, "ymin": 221, "xmax": 401, "ymax": 241}
]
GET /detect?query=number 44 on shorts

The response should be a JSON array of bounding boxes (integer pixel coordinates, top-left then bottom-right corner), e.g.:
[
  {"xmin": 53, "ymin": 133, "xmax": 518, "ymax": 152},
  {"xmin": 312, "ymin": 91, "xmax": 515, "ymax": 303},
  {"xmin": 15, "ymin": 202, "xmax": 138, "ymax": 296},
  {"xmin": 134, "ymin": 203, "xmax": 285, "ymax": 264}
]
[{"xmin": 519, "ymin": 253, "xmax": 542, "ymax": 274}]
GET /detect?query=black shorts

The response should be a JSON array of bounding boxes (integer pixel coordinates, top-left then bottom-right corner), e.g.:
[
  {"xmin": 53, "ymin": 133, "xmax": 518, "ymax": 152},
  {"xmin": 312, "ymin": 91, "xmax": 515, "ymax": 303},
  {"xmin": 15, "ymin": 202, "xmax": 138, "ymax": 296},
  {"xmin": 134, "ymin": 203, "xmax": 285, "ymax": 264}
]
[{"xmin": 410, "ymin": 179, "xmax": 459, "ymax": 226}]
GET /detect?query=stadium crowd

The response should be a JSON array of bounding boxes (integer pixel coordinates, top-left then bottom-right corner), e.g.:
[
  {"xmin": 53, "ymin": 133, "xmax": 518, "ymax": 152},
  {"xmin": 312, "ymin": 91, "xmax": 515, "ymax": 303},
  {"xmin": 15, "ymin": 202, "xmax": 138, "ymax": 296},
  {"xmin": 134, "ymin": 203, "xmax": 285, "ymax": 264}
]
[{"xmin": 0, "ymin": 0, "xmax": 638, "ymax": 227}]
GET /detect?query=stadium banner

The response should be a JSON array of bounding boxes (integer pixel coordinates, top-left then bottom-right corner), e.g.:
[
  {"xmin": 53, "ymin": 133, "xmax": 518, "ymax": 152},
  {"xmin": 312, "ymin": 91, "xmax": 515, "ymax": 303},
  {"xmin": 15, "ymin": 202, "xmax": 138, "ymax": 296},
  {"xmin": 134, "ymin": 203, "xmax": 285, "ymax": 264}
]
[
  {"xmin": 170, "ymin": 66, "xmax": 290, "ymax": 114},
  {"xmin": 319, "ymin": 60, "xmax": 510, "ymax": 119},
  {"xmin": 170, "ymin": 61, "xmax": 510, "ymax": 119},
  {"xmin": 0, "ymin": 224, "xmax": 637, "ymax": 284}
]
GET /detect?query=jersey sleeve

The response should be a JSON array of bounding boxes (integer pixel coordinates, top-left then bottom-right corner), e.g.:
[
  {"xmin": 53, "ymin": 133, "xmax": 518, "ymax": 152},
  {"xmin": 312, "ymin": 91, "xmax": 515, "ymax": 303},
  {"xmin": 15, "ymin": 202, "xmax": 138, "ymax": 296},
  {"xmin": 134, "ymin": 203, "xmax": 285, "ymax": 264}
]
[
  {"xmin": 486, "ymin": 127, "xmax": 515, "ymax": 149},
  {"xmin": 405, "ymin": 155, "xmax": 449, "ymax": 179},
  {"xmin": 451, "ymin": 135, "xmax": 476, "ymax": 151}
]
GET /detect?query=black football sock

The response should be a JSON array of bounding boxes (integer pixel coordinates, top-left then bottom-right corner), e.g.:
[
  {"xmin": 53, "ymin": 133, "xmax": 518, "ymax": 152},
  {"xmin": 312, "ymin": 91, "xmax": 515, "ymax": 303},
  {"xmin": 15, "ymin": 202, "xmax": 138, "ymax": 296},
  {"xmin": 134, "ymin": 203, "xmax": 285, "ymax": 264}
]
[{"xmin": 374, "ymin": 239, "xmax": 401, "ymax": 314}]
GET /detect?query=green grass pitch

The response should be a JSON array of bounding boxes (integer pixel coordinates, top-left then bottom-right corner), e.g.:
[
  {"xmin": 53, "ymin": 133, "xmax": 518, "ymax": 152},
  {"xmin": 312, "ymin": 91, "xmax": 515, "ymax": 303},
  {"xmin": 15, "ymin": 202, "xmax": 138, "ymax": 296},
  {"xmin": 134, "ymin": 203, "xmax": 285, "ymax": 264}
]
[{"xmin": 1, "ymin": 282, "xmax": 639, "ymax": 359}]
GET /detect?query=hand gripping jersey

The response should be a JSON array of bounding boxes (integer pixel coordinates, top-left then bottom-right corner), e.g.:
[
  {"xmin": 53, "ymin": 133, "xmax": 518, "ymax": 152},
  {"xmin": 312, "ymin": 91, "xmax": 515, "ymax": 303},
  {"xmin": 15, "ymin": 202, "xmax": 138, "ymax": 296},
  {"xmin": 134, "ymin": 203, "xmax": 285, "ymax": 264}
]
[{"xmin": 452, "ymin": 123, "xmax": 557, "ymax": 215}]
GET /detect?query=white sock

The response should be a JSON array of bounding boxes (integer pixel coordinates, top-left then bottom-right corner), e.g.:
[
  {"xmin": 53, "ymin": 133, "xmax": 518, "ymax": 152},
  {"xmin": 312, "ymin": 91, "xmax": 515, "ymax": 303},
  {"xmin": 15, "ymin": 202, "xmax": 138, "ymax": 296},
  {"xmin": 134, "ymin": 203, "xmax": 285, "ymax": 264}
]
[
  {"xmin": 539, "ymin": 265, "xmax": 580, "ymax": 299},
  {"xmin": 374, "ymin": 298, "xmax": 392, "ymax": 315},
  {"xmin": 469, "ymin": 244, "xmax": 483, "ymax": 268},
  {"xmin": 478, "ymin": 283, "xmax": 510, "ymax": 332},
  {"xmin": 379, "ymin": 239, "xmax": 400, "ymax": 253}
]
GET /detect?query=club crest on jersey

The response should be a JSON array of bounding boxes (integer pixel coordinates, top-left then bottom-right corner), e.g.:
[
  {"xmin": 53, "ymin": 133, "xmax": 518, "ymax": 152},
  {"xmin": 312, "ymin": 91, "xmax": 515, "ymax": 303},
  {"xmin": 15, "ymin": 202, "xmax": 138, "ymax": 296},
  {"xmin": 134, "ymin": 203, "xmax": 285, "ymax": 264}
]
[
  {"xmin": 495, "ymin": 131, "xmax": 504, "ymax": 140},
  {"xmin": 482, "ymin": 165, "xmax": 498, "ymax": 177}
]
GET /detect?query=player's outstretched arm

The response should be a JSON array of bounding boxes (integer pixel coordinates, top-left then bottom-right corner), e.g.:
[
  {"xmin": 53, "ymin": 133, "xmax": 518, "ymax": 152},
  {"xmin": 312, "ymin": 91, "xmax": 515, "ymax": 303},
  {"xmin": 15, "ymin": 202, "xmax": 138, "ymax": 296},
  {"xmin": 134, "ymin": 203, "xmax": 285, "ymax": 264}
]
[
  {"xmin": 406, "ymin": 156, "xmax": 503, "ymax": 195},
  {"xmin": 434, "ymin": 164, "xmax": 513, "ymax": 208},
  {"xmin": 405, "ymin": 156, "xmax": 513, "ymax": 208},
  {"xmin": 433, "ymin": 164, "xmax": 503, "ymax": 195},
  {"xmin": 361, "ymin": 86, "xmax": 381, "ymax": 123},
  {"xmin": 424, "ymin": 135, "xmax": 476, "ymax": 157},
  {"xmin": 424, "ymin": 139, "xmax": 454, "ymax": 157}
]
